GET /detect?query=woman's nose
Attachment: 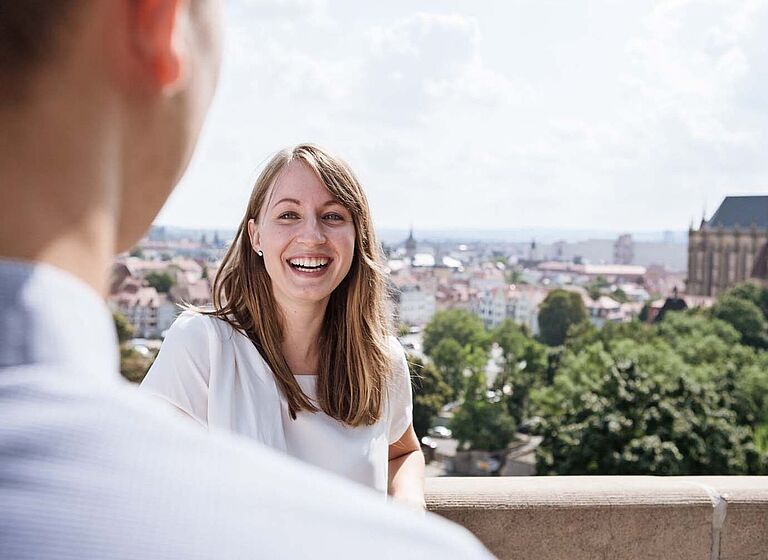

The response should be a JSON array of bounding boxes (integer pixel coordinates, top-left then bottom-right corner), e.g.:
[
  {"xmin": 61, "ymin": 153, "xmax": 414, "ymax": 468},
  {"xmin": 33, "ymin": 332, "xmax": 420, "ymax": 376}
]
[{"xmin": 297, "ymin": 217, "xmax": 327, "ymax": 245}]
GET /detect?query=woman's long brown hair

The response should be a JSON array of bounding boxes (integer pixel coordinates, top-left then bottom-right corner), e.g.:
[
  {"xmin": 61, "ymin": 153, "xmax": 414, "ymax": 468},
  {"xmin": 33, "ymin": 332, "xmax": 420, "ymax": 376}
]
[{"xmin": 205, "ymin": 144, "xmax": 393, "ymax": 425}]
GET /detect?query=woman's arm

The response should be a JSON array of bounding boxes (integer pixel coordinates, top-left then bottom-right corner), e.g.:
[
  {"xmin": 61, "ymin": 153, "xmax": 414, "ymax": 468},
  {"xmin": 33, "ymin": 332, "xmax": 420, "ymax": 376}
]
[{"xmin": 388, "ymin": 423, "xmax": 426, "ymax": 511}]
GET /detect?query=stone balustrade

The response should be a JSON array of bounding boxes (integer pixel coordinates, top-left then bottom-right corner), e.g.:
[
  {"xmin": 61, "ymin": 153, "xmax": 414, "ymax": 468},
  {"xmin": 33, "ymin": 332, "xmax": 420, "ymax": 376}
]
[{"xmin": 425, "ymin": 476, "xmax": 767, "ymax": 560}]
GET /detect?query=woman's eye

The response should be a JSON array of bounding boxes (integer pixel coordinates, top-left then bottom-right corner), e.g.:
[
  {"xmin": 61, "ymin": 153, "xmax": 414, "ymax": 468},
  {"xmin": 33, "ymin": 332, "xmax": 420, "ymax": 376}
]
[
  {"xmin": 323, "ymin": 213, "xmax": 344, "ymax": 221},
  {"xmin": 278, "ymin": 212, "xmax": 299, "ymax": 219}
]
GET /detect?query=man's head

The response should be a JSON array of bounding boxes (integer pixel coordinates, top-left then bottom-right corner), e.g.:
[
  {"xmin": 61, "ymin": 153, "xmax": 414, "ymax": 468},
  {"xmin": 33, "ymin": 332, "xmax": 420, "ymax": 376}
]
[{"xmin": 0, "ymin": 0, "xmax": 222, "ymax": 255}]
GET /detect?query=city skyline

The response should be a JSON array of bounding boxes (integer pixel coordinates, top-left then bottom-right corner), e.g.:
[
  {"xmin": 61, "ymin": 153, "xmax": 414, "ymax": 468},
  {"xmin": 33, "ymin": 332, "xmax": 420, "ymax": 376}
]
[{"xmin": 157, "ymin": 0, "xmax": 768, "ymax": 232}]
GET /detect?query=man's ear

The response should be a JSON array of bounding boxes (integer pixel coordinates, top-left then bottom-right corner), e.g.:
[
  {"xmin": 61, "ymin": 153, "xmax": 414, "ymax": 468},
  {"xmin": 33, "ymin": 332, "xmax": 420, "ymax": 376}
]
[
  {"xmin": 247, "ymin": 219, "xmax": 261, "ymax": 254},
  {"xmin": 130, "ymin": 0, "xmax": 184, "ymax": 90}
]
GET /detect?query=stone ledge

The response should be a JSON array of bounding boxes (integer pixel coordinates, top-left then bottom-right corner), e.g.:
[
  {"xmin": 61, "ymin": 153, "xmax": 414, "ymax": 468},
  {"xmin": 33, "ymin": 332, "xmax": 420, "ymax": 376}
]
[{"xmin": 425, "ymin": 476, "xmax": 768, "ymax": 560}]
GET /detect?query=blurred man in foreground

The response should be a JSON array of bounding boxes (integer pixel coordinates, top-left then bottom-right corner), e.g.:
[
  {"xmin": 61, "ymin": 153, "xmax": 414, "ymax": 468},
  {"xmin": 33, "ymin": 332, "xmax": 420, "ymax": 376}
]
[{"xmin": 0, "ymin": 1, "xmax": 491, "ymax": 558}]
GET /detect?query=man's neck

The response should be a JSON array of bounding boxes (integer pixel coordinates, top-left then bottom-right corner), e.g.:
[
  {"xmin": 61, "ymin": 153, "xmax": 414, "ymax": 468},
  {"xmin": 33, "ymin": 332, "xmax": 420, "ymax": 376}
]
[{"xmin": 0, "ymin": 94, "xmax": 118, "ymax": 296}]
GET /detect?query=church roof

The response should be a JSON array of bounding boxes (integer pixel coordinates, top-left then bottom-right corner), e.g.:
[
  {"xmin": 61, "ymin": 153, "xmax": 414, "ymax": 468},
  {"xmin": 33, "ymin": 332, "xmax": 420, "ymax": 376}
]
[{"xmin": 707, "ymin": 195, "xmax": 768, "ymax": 229}]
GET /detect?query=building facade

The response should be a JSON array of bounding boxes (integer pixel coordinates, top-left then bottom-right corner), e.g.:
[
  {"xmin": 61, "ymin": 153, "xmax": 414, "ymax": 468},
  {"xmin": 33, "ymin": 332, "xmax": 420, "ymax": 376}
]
[
  {"xmin": 394, "ymin": 284, "xmax": 437, "ymax": 327},
  {"xmin": 613, "ymin": 234, "xmax": 634, "ymax": 265},
  {"xmin": 473, "ymin": 286, "xmax": 544, "ymax": 334},
  {"xmin": 687, "ymin": 196, "xmax": 768, "ymax": 297}
]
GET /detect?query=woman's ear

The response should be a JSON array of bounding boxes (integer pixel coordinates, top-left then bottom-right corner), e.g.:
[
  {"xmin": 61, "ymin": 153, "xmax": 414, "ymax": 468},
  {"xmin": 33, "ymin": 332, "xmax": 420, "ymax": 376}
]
[{"xmin": 247, "ymin": 219, "xmax": 261, "ymax": 254}]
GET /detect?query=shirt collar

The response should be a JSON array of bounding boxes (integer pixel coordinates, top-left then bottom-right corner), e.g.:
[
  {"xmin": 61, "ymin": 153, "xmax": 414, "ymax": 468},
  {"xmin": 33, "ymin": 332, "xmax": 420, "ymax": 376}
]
[{"xmin": 0, "ymin": 259, "xmax": 120, "ymax": 381}]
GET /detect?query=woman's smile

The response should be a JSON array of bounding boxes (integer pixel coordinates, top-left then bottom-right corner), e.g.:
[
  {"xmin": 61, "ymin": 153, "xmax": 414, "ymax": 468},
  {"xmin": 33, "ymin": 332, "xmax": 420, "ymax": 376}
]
[{"xmin": 287, "ymin": 255, "xmax": 333, "ymax": 275}]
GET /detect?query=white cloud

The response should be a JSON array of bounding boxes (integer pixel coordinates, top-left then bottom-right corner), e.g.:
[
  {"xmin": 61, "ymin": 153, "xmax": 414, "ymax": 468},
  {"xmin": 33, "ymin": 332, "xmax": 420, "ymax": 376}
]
[
  {"xmin": 158, "ymin": 0, "xmax": 768, "ymax": 233},
  {"xmin": 235, "ymin": 0, "xmax": 331, "ymax": 24}
]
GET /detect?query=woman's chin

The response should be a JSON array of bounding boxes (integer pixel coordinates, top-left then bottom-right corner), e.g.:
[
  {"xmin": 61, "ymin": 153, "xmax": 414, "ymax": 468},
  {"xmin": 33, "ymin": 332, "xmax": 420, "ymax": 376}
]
[{"xmin": 279, "ymin": 285, "xmax": 335, "ymax": 307}]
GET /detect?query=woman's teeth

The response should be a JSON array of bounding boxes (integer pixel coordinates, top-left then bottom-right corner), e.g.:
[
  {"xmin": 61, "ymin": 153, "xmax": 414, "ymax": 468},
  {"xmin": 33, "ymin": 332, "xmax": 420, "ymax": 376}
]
[{"xmin": 289, "ymin": 257, "xmax": 330, "ymax": 270}]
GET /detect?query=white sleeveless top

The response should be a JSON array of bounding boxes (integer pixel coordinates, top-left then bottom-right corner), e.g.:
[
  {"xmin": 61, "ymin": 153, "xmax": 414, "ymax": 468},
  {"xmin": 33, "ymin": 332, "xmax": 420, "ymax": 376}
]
[{"xmin": 139, "ymin": 311, "xmax": 413, "ymax": 494}]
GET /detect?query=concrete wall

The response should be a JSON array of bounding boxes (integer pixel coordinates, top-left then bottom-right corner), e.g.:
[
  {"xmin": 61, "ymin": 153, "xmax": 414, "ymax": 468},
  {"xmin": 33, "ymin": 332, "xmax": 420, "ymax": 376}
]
[{"xmin": 426, "ymin": 476, "xmax": 768, "ymax": 560}]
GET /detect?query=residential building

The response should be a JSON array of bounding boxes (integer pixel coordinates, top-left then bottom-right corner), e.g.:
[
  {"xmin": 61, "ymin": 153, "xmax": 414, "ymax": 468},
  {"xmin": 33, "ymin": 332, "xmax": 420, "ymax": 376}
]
[
  {"xmin": 394, "ymin": 284, "xmax": 437, "ymax": 327},
  {"xmin": 473, "ymin": 285, "xmax": 545, "ymax": 334}
]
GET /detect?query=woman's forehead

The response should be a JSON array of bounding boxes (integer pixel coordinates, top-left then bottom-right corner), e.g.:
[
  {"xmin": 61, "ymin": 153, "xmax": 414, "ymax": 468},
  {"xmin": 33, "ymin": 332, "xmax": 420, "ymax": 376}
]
[{"xmin": 266, "ymin": 161, "xmax": 340, "ymax": 207}]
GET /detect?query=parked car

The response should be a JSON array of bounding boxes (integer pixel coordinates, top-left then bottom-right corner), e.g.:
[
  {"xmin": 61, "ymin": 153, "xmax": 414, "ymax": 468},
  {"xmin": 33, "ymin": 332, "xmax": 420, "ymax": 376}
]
[{"xmin": 428, "ymin": 426, "xmax": 453, "ymax": 439}]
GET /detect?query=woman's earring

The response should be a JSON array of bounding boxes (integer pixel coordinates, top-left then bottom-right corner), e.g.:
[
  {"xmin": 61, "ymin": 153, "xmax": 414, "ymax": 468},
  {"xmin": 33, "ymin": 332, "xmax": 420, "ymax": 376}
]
[{"xmin": 257, "ymin": 250, "xmax": 263, "ymax": 257}]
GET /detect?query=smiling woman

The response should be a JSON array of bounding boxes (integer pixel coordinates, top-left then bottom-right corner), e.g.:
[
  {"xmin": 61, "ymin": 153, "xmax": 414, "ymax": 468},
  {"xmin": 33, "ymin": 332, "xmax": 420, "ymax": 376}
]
[{"xmin": 140, "ymin": 144, "xmax": 425, "ymax": 508}]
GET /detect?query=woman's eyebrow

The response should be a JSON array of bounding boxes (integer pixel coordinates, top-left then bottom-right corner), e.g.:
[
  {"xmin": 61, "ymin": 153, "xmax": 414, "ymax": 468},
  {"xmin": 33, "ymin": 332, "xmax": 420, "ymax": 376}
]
[
  {"xmin": 273, "ymin": 197, "xmax": 301, "ymax": 206},
  {"xmin": 322, "ymin": 199, "xmax": 345, "ymax": 208},
  {"xmin": 272, "ymin": 197, "xmax": 345, "ymax": 208}
]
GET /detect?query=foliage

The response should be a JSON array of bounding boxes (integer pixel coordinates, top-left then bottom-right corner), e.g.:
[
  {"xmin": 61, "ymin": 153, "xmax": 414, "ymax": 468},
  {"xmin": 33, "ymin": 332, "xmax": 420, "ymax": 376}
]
[
  {"xmin": 407, "ymin": 354, "xmax": 452, "ymax": 439},
  {"xmin": 712, "ymin": 293, "xmax": 768, "ymax": 349},
  {"xmin": 585, "ymin": 276, "xmax": 610, "ymax": 300},
  {"xmin": 422, "ymin": 309, "xmax": 488, "ymax": 356},
  {"xmin": 423, "ymin": 309, "xmax": 489, "ymax": 399},
  {"xmin": 537, "ymin": 289, "xmax": 588, "ymax": 346},
  {"xmin": 535, "ymin": 358, "xmax": 767, "ymax": 475},
  {"xmin": 611, "ymin": 288, "xmax": 629, "ymax": 303},
  {"xmin": 491, "ymin": 320, "xmax": 548, "ymax": 424},
  {"xmin": 531, "ymin": 309, "xmax": 768, "ymax": 475},
  {"xmin": 113, "ymin": 311, "xmax": 134, "ymax": 343},
  {"xmin": 429, "ymin": 338, "xmax": 468, "ymax": 398},
  {"xmin": 113, "ymin": 311, "xmax": 156, "ymax": 382},
  {"xmin": 416, "ymin": 284, "xmax": 768, "ymax": 475},
  {"xmin": 638, "ymin": 302, "xmax": 650, "ymax": 323},
  {"xmin": 145, "ymin": 271, "xmax": 175, "ymax": 294},
  {"xmin": 450, "ymin": 371, "xmax": 517, "ymax": 451},
  {"xmin": 505, "ymin": 267, "xmax": 525, "ymax": 285},
  {"xmin": 725, "ymin": 282, "xmax": 768, "ymax": 319},
  {"xmin": 119, "ymin": 347, "xmax": 157, "ymax": 383}
]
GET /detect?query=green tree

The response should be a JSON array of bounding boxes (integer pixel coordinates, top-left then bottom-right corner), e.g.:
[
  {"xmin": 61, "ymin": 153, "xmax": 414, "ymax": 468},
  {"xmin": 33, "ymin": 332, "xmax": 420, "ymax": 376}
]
[
  {"xmin": 408, "ymin": 354, "xmax": 452, "ymax": 439},
  {"xmin": 712, "ymin": 294, "xmax": 768, "ymax": 349},
  {"xmin": 422, "ymin": 309, "xmax": 488, "ymax": 356},
  {"xmin": 725, "ymin": 282, "xmax": 768, "ymax": 319},
  {"xmin": 145, "ymin": 271, "xmax": 175, "ymax": 293},
  {"xmin": 538, "ymin": 289, "xmax": 588, "ymax": 346},
  {"xmin": 450, "ymin": 371, "xmax": 517, "ymax": 451},
  {"xmin": 113, "ymin": 311, "xmax": 157, "ymax": 383},
  {"xmin": 638, "ymin": 302, "xmax": 650, "ymax": 323},
  {"xmin": 113, "ymin": 311, "xmax": 134, "ymax": 343},
  {"xmin": 535, "ymin": 359, "xmax": 767, "ymax": 475},
  {"xmin": 505, "ymin": 267, "xmax": 525, "ymax": 285},
  {"xmin": 429, "ymin": 338, "xmax": 465, "ymax": 398},
  {"xmin": 531, "ymin": 309, "xmax": 768, "ymax": 475},
  {"xmin": 611, "ymin": 288, "xmax": 629, "ymax": 303},
  {"xmin": 120, "ymin": 347, "xmax": 157, "ymax": 383},
  {"xmin": 585, "ymin": 276, "xmax": 610, "ymax": 300},
  {"xmin": 491, "ymin": 320, "xmax": 548, "ymax": 424}
]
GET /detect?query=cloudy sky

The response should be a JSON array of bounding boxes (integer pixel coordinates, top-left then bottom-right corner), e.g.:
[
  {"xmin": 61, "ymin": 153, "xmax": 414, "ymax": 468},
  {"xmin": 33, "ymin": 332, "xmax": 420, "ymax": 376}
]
[{"xmin": 156, "ymin": 0, "xmax": 768, "ymax": 233}]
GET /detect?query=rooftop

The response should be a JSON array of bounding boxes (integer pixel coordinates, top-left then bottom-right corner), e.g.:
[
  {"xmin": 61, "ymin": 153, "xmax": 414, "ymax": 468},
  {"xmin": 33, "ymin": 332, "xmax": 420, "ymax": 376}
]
[{"xmin": 706, "ymin": 195, "xmax": 768, "ymax": 229}]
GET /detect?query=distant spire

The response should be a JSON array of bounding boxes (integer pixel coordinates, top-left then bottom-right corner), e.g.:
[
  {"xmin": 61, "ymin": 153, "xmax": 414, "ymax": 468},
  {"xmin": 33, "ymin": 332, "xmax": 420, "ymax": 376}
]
[{"xmin": 405, "ymin": 224, "xmax": 416, "ymax": 259}]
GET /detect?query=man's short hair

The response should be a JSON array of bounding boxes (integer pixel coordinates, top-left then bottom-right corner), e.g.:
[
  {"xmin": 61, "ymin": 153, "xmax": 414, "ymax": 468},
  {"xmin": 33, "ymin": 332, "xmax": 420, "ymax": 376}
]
[{"xmin": 0, "ymin": 1, "xmax": 76, "ymax": 102}]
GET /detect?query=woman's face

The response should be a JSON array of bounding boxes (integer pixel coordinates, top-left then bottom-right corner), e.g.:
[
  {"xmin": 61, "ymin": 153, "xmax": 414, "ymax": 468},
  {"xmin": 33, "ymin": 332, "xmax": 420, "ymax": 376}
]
[{"xmin": 248, "ymin": 160, "xmax": 356, "ymax": 310}]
